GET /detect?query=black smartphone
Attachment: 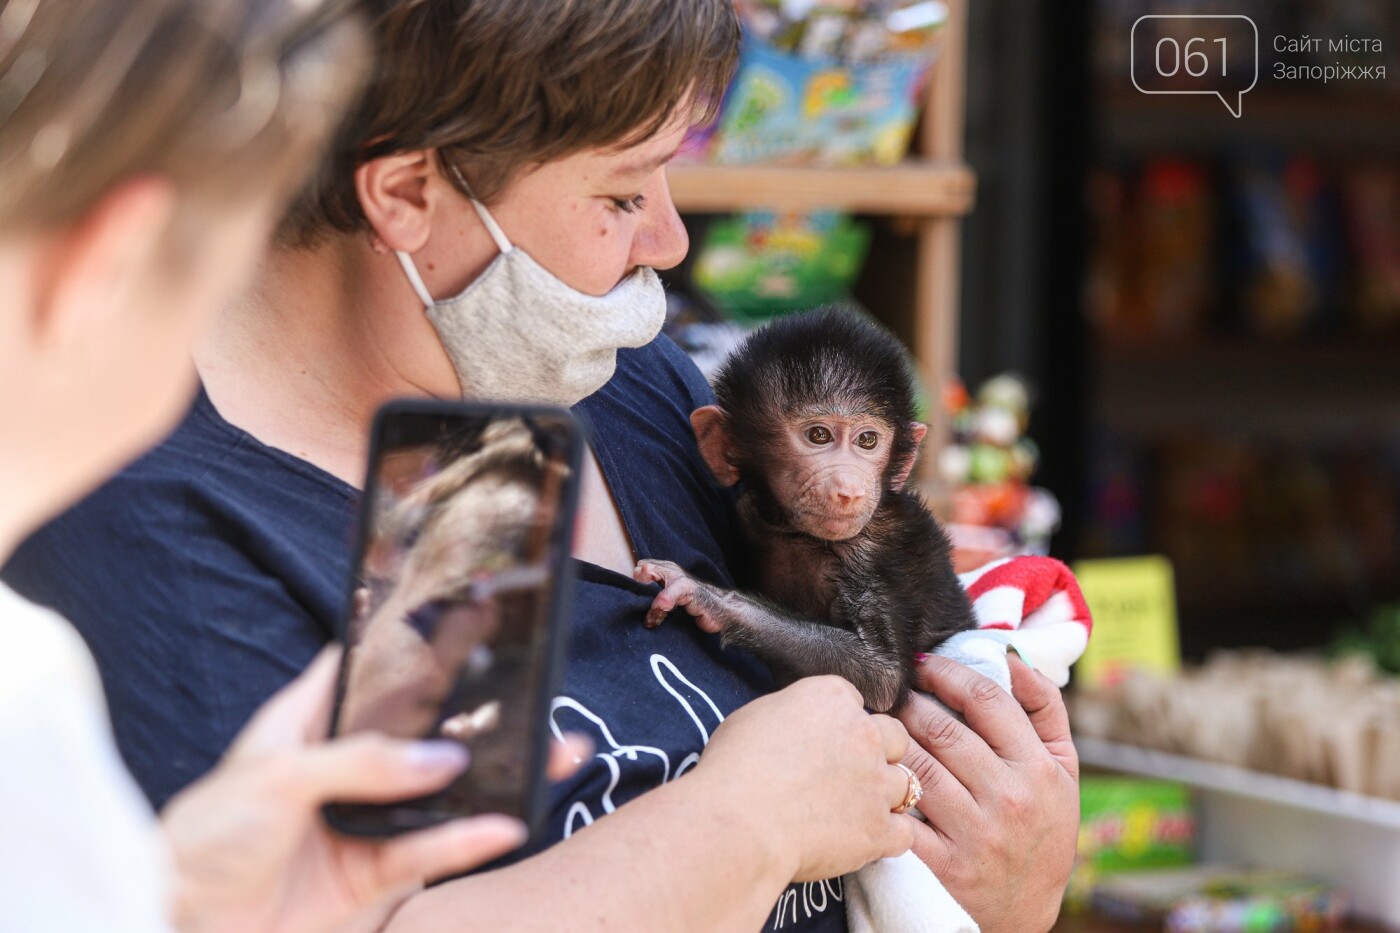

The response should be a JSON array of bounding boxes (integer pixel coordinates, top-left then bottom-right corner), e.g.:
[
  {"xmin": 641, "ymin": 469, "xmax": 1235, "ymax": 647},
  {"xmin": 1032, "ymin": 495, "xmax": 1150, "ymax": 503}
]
[{"xmin": 323, "ymin": 400, "xmax": 582, "ymax": 838}]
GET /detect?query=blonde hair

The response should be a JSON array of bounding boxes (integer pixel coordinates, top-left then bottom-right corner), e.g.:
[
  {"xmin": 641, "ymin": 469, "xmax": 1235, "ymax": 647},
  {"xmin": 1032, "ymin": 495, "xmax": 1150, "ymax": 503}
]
[{"xmin": 0, "ymin": 0, "xmax": 368, "ymax": 234}]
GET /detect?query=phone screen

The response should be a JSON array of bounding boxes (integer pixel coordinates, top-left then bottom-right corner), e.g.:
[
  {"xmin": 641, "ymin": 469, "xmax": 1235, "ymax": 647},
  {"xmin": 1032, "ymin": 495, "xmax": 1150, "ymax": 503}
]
[{"xmin": 325, "ymin": 402, "xmax": 580, "ymax": 836}]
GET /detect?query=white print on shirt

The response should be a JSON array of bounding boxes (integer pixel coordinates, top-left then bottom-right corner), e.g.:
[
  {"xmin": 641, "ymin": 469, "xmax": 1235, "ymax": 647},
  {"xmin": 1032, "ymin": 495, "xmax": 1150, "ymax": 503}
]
[
  {"xmin": 549, "ymin": 654, "xmax": 722, "ymax": 836},
  {"xmin": 548, "ymin": 654, "xmax": 841, "ymax": 928},
  {"xmin": 774, "ymin": 879, "xmax": 845, "ymax": 930}
]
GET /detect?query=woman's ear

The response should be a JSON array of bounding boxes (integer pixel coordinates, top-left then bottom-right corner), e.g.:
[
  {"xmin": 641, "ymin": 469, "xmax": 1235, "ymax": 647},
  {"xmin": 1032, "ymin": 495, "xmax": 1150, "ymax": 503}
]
[
  {"xmin": 30, "ymin": 176, "xmax": 175, "ymax": 352},
  {"xmin": 355, "ymin": 150, "xmax": 439, "ymax": 254}
]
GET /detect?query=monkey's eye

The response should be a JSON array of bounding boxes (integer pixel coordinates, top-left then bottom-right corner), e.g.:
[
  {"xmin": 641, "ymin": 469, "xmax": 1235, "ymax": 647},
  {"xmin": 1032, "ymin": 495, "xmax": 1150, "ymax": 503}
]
[
  {"xmin": 806, "ymin": 426, "xmax": 833, "ymax": 445},
  {"xmin": 856, "ymin": 431, "xmax": 880, "ymax": 450}
]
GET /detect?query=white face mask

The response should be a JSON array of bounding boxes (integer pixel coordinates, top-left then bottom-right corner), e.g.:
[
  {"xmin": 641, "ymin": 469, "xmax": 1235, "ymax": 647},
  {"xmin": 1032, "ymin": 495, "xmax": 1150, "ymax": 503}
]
[{"xmin": 395, "ymin": 174, "xmax": 667, "ymax": 407}]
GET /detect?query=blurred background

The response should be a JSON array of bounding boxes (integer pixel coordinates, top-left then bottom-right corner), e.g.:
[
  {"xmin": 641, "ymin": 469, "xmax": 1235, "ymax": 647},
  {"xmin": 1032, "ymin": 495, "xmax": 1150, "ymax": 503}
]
[
  {"xmin": 996, "ymin": 0, "xmax": 1400, "ymax": 661},
  {"xmin": 664, "ymin": 0, "xmax": 1400, "ymax": 927}
]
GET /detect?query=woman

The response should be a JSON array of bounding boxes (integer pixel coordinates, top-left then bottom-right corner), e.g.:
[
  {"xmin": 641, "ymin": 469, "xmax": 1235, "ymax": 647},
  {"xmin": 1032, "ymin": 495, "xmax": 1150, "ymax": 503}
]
[{"xmin": 6, "ymin": 0, "xmax": 1079, "ymax": 930}]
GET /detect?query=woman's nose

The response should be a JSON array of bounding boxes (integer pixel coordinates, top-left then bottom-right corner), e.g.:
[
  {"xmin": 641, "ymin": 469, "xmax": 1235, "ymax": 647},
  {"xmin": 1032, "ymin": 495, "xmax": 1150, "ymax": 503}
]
[{"xmin": 629, "ymin": 171, "xmax": 689, "ymax": 272}]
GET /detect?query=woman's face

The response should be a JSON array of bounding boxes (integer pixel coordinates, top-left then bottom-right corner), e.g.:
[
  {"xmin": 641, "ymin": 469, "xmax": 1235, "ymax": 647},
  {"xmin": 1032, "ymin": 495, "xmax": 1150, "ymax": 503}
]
[{"xmin": 442, "ymin": 110, "xmax": 693, "ymax": 296}]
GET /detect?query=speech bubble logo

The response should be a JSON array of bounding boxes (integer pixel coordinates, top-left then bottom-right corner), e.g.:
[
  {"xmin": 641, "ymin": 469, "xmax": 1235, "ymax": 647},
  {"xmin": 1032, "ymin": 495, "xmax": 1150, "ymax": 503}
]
[{"xmin": 1131, "ymin": 15, "xmax": 1258, "ymax": 118}]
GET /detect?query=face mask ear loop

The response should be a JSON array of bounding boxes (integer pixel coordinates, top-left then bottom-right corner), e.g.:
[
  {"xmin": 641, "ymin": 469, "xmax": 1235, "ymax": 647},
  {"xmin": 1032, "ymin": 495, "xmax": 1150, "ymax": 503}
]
[
  {"xmin": 394, "ymin": 250, "xmax": 436, "ymax": 309},
  {"xmin": 443, "ymin": 159, "xmax": 514, "ymax": 255}
]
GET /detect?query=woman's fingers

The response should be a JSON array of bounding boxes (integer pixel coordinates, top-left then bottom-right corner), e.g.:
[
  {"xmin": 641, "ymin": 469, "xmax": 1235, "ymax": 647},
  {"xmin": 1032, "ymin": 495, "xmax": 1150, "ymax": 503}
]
[
  {"xmin": 1007, "ymin": 654, "xmax": 1079, "ymax": 778},
  {"xmin": 907, "ymin": 813, "xmax": 953, "ymax": 877},
  {"xmin": 548, "ymin": 732, "xmax": 593, "ymax": 781},
  {"xmin": 896, "ymin": 680, "xmax": 1003, "ymax": 802},
  {"xmin": 913, "ymin": 655, "xmax": 1043, "ymax": 764},
  {"xmin": 896, "ymin": 693, "xmax": 978, "ymax": 819},
  {"xmin": 870, "ymin": 712, "xmax": 910, "ymax": 764},
  {"xmin": 880, "ymin": 812, "xmax": 918, "ymax": 861},
  {"xmin": 285, "ymin": 735, "xmax": 470, "ymax": 805}
]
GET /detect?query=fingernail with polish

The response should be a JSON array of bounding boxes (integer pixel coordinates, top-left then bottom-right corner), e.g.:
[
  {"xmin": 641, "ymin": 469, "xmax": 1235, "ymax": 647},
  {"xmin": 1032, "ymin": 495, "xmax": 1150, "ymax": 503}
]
[
  {"xmin": 406, "ymin": 740, "xmax": 471, "ymax": 773},
  {"xmin": 914, "ymin": 652, "xmax": 930, "ymax": 665}
]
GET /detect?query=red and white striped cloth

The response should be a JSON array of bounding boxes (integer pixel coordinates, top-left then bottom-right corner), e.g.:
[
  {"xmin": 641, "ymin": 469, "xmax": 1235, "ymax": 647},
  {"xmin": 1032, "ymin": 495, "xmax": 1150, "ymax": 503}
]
[{"xmin": 954, "ymin": 555, "xmax": 1094, "ymax": 687}]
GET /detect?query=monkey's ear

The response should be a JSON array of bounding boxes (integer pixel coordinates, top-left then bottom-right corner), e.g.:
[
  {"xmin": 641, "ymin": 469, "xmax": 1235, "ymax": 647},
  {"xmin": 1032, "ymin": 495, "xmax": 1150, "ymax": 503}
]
[
  {"xmin": 691, "ymin": 406, "xmax": 742, "ymax": 486},
  {"xmin": 892, "ymin": 421, "xmax": 930, "ymax": 491}
]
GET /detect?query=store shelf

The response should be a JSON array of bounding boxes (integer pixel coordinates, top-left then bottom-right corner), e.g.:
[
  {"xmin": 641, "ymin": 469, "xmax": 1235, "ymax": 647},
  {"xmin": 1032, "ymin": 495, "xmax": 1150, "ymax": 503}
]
[
  {"xmin": 1078, "ymin": 737, "xmax": 1400, "ymax": 828},
  {"xmin": 1097, "ymin": 336, "xmax": 1400, "ymax": 368},
  {"xmin": 1093, "ymin": 338, "xmax": 1400, "ymax": 442},
  {"xmin": 668, "ymin": 160, "xmax": 976, "ymax": 215},
  {"xmin": 1094, "ymin": 87, "xmax": 1400, "ymax": 153},
  {"xmin": 1079, "ymin": 737, "xmax": 1400, "ymax": 927}
]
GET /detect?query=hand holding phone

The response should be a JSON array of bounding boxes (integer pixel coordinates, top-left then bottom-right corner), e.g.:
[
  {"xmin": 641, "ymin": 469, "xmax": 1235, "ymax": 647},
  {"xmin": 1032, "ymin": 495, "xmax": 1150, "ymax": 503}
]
[{"xmin": 325, "ymin": 401, "xmax": 582, "ymax": 837}]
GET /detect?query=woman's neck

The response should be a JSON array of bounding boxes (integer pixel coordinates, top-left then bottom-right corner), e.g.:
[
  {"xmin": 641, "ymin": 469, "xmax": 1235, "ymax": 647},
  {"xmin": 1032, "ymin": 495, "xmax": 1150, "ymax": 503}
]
[
  {"xmin": 0, "ymin": 452, "xmax": 80, "ymax": 566},
  {"xmin": 0, "ymin": 494, "xmax": 33, "ymax": 565},
  {"xmin": 195, "ymin": 236, "xmax": 458, "ymax": 488}
]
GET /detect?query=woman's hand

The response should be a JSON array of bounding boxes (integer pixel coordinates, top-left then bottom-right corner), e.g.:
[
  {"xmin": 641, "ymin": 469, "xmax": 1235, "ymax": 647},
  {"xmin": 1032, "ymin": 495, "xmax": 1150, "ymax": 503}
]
[
  {"xmin": 898, "ymin": 654, "xmax": 1080, "ymax": 933},
  {"xmin": 696, "ymin": 675, "xmax": 916, "ymax": 884},
  {"xmin": 161, "ymin": 646, "xmax": 587, "ymax": 933}
]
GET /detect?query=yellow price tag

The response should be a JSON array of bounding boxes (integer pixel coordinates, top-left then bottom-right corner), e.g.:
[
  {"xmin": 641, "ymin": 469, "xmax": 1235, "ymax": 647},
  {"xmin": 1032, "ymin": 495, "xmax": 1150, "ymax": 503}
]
[{"xmin": 1072, "ymin": 556, "xmax": 1181, "ymax": 690}]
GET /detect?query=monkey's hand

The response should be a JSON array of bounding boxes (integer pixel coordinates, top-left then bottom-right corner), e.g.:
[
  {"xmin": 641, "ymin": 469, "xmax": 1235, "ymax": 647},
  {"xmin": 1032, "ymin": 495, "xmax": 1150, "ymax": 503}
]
[{"xmin": 633, "ymin": 559, "xmax": 727, "ymax": 634}]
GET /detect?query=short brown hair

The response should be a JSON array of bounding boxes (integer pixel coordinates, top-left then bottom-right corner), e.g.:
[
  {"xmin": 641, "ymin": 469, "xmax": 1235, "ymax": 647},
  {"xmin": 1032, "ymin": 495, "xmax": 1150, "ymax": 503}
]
[
  {"xmin": 0, "ymin": 0, "xmax": 368, "ymax": 235},
  {"xmin": 277, "ymin": 0, "xmax": 739, "ymax": 246}
]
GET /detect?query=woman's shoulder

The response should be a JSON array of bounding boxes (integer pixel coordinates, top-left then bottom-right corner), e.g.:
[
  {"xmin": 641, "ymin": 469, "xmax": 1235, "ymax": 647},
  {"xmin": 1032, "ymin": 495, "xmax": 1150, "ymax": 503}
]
[
  {"xmin": 612, "ymin": 334, "xmax": 717, "ymax": 412},
  {"xmin": 38, "ymin": 388, "xmax": 351, "ymax": 548}
]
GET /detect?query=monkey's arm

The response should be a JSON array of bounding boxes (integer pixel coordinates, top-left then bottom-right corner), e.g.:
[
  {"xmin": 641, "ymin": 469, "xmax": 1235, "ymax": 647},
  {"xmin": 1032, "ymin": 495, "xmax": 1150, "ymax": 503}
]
[{"xmin": 634, "ymin": 560, "xmax": 907, "ymax": 712}]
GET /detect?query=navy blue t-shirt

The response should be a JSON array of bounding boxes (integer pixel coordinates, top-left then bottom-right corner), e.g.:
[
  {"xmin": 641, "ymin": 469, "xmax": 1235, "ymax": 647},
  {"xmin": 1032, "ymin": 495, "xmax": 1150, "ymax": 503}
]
[{"xmin": 4, "ymin": 336, "xmax": 849, "ymax": 932}]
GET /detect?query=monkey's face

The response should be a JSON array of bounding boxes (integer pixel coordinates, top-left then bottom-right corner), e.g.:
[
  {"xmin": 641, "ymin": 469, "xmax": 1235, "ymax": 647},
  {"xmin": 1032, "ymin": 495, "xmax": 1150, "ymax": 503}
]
[{"xmin": 765, "ymin": 413, "xmax": 893, "ymax": 541}]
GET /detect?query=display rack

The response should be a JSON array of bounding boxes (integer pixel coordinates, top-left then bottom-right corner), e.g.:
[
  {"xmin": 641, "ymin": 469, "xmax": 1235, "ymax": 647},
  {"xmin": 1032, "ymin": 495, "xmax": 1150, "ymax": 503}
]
[
  {"xmin": 1077, "ymin": 737, "xmax": 1400, "ymax": 827},
  {"xmin": 1073, "ymin": 2, "xmax": 1400, "ymax": 641},
  {"xmin": 1075, "ymin": 737, "xmax": 1400, "ymax": 929},
  {"xmin": 669, "ymin": 0, "xmax": 976, "ymax": 496}
]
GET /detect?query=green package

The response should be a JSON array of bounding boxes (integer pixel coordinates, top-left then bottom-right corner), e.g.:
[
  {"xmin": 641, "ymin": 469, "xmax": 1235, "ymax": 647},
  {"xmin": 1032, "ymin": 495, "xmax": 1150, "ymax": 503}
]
[
  {"xmin": 1079, "ymin": 776, "xmax": 1195, "ymax": 872},
  {"xmin": 692, "ymin": 210, "xmax": 872, "ymax": 322}
]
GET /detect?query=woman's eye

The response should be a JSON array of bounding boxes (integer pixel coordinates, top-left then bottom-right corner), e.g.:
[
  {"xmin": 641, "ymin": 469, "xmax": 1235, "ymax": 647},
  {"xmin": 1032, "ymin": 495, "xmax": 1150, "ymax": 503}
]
[
  {"xmin": 857, "ymin": 432, "xmax": 879, "ymax": 450},
  {"xmin": 806, "ymin": 426, "xmax": 833, "ymax": 445},
  {"xmin": 611, "ymin": 194, "xmax": 648, "ymax": 214}
]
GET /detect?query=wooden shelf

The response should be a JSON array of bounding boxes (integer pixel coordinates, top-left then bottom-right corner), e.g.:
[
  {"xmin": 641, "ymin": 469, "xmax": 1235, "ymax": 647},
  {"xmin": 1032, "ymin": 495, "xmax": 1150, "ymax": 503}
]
[{"xmin": 668, "ymin": 160, "xmax": 976, "ymax": 216}]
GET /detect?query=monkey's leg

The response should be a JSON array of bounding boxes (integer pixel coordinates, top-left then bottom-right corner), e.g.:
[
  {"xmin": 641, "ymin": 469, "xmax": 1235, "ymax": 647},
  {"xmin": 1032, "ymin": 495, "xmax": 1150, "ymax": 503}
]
[
  {"xmin": 634, "ymin": 559, "xmax": 905, "ymax": 712},
  {"xmin": 722, "ymin": 605, "xmax": 908, "ymax": 713}
]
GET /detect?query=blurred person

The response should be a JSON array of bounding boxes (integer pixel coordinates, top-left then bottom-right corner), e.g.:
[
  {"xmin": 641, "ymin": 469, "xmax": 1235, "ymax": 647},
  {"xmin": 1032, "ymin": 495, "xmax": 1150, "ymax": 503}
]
[
  {"xmin": 4, "ymin": 0, "xmax": 1081, "ymax": 930},
  {"xmin": 0, "ymin": 0, "xmax": 580, "ymax": 928}
]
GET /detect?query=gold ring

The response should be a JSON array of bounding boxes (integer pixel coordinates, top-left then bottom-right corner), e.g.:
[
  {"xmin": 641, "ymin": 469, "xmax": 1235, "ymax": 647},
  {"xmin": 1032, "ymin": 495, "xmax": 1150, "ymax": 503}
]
[{"xmin": 892, "ymin": 762, "xmax": 923, "ymax": 814}]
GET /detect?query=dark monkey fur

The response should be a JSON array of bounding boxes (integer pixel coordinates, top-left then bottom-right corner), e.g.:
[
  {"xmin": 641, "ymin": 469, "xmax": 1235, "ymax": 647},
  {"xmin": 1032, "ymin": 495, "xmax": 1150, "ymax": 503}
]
[{"xmin": 635, "ymin": 309, "xmax": 975, "ymax": 713}]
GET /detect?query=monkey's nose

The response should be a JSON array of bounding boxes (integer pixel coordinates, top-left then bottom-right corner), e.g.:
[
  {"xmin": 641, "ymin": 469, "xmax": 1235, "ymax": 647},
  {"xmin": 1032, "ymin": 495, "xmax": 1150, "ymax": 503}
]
[{"xmin": 830, "ymin": 482, "xmax": 866, "ymax": 508}]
